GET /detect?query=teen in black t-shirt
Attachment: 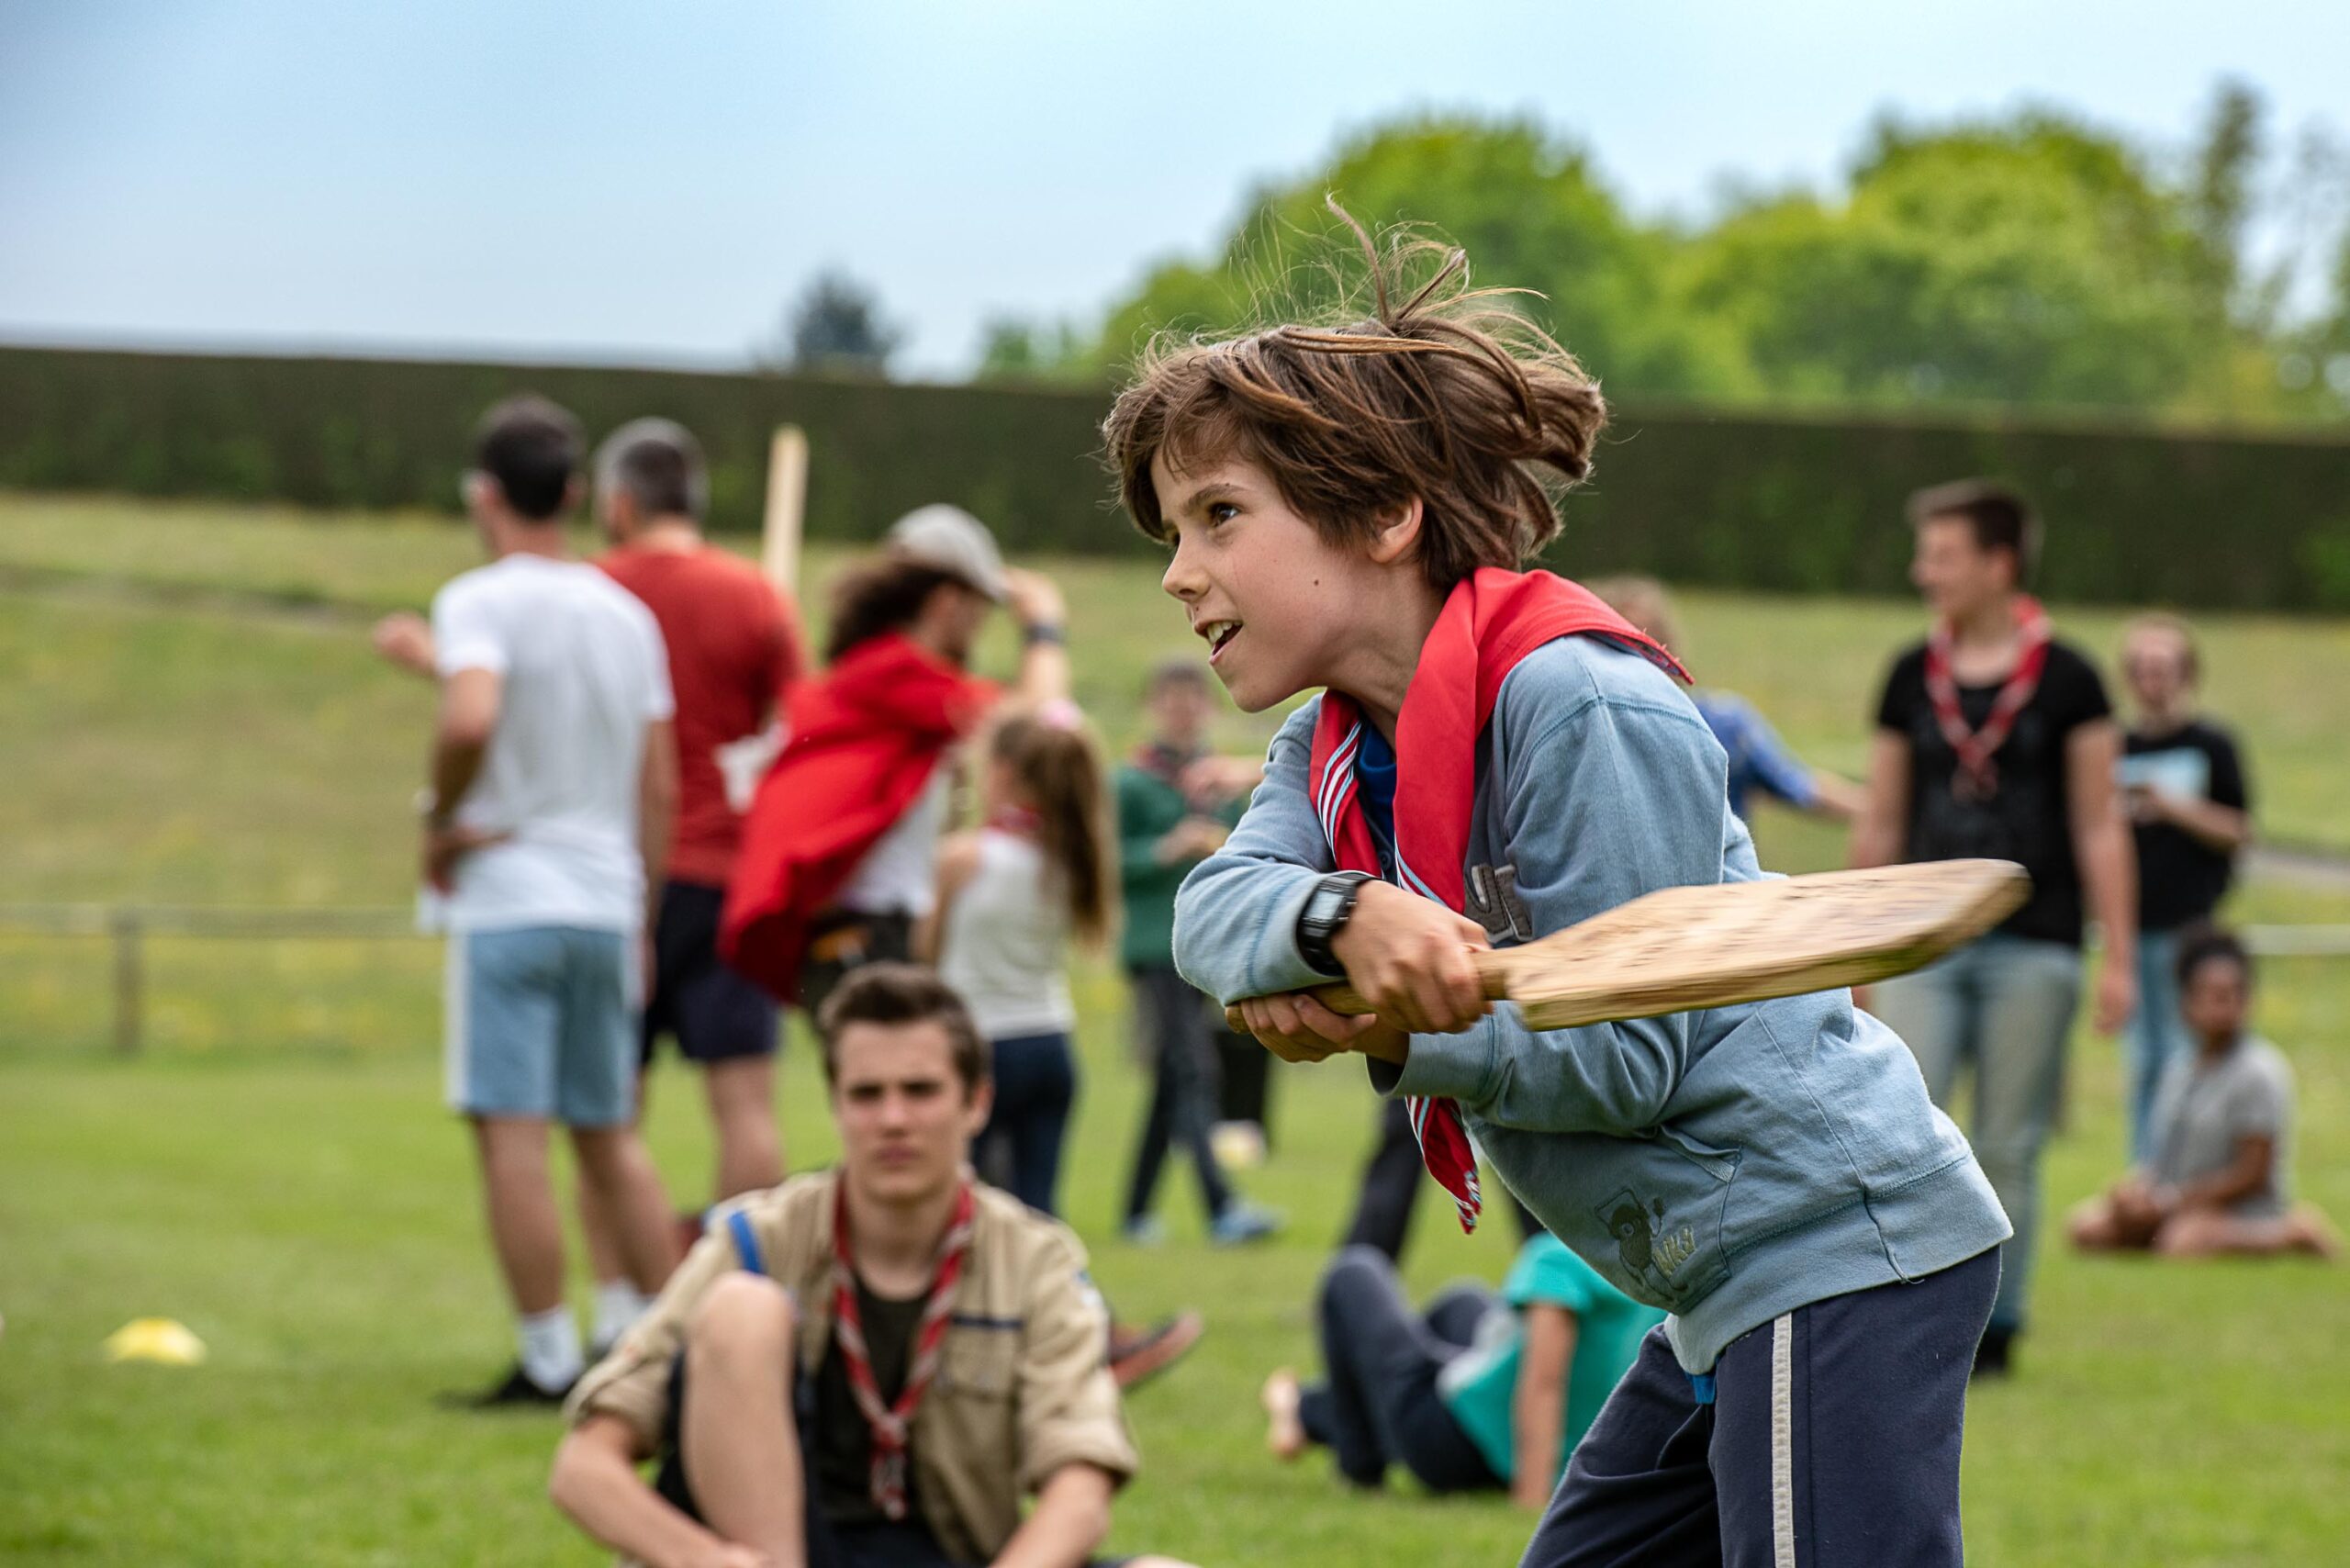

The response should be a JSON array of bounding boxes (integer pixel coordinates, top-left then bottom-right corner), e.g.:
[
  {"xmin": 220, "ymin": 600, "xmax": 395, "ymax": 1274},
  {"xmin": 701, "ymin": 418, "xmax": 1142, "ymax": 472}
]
[
  {"xmin": 2116, "ymin": 613, "xmax": 2255, "ymax": 1163},
  {"xmin": 1874, "ymin": 640, "xmax": 2110, "ymax": 945},
  {"xmin": 2125, "ymin": 720, "xmax": 2248, "ymax": 929},
  {"xmin": 1852, "ymin": 480, "xmax": 2138, "ymax": 1379}
]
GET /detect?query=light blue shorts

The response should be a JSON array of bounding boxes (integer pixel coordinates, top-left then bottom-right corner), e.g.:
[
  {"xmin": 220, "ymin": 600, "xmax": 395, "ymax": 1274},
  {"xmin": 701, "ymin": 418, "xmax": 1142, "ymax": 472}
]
[{"xmin": 443, "ymin": 925, "xmax": 638, "ymax": 1126}]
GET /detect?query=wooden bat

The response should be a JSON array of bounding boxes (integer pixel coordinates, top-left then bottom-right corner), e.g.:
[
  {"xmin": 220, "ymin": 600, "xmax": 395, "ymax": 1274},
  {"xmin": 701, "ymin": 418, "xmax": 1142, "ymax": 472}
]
[
  {"xmin": 1226, "ymin": 858, "xmax": 2027, "ymax": 1033},
  {"xmin": 761, "ymin": 424, "xmax": 809, "ymax": 594}
]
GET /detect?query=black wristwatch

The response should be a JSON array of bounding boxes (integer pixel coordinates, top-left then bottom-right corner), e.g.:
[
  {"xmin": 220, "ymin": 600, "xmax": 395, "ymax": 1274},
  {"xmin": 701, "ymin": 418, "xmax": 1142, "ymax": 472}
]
[{"xmin": 1295, "ymin": 870, "xmax": 1376, "ymax": 977}]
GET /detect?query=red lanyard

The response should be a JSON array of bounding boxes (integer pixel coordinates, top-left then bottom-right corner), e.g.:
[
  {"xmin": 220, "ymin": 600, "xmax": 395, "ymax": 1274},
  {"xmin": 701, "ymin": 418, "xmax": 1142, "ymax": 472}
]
[
  {"xmin": 1924, "ymin": 597, "xmax": 2051, "ymax": 802},
  {"xmin": 828, "ymin": 1179, "xmax": 975, "ymax": 1520}
]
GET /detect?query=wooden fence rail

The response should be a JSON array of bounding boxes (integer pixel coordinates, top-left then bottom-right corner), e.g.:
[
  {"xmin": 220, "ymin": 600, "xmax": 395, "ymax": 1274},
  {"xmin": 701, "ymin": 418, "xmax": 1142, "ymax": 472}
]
[
  {"xmin": 4, "ymin": 903, "xmax": 2347, "ymax": 1057},
  {"xmin": 0, "ymin": 903, "xmax": 423, "ymax": 1055}
]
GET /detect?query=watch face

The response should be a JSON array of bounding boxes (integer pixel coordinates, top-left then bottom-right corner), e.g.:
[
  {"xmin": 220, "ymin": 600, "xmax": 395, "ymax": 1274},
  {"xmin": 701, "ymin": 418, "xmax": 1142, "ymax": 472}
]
[{"xmin": 1306, "ymin": 876, "xmax": 1360, "ymax": 932}]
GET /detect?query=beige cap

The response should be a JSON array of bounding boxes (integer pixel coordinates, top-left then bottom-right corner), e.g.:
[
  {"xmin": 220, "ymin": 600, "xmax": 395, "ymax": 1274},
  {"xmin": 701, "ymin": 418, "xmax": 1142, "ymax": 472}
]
[{"xmin": 886, "ymin": 504, "xmax": 1008, "ymax": 601}]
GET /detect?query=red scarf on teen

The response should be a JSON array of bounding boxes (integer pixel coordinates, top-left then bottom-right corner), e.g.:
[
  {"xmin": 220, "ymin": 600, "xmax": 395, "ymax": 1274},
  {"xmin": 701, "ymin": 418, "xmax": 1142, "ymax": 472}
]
[
  {"xmin": 721, "ymin": 634, "xmax": 997, "ymax": 1000},
  {"xmin": 828, "ymin": 1177, "xmax": 977, "ymax": 1521},
  {"xmin": 1923, "ymin": 596, "xmax": 2051, "ymax": 802},
  {"xmin": 1307, "ymin": 567, "xmax": 1687, "ymax": 1233}
]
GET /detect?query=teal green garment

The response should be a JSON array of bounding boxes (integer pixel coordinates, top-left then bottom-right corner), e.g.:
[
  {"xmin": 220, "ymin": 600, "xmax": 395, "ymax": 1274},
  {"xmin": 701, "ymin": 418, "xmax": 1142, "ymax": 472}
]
[
  {"xmin": 1114, "ymin": 758, "xmax": 1243, "ymax": 971},
  {"xmin": 1438, "ymin": 1235, "xmax": 1667, "ymax": 1485}
]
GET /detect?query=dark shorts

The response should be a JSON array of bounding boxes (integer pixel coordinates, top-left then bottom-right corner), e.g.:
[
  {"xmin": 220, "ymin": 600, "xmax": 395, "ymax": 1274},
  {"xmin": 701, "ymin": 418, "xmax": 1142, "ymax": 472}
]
[
  {"xmin": 796, "ymin": 909, "xmax": 916, "ymax": 1025},
  {"xmin": 641, "ymin": 881, "xmax": 779, "ymax": 1067},
  {"xmin": 1522, "ymin": 1247, "xmax": 2000, "ymax": 1568}
]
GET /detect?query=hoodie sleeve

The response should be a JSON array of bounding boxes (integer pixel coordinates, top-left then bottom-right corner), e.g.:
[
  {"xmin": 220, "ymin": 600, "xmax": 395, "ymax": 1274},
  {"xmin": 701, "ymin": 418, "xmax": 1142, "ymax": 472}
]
[
  {"xmin": 1375, "ymin": 643, "xmax": 1756, "ymax": 1135},
  {"xmin": 1170, "ymin": 701, "xmax": 1335, "ymax": 1005}
]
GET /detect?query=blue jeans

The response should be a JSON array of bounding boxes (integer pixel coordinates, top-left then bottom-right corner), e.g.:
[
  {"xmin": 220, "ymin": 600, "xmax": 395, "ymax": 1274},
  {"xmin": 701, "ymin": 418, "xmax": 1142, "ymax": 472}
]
[
  {"xmin": 1868, "ymin": 934, "xmax": 2080, "ymax": 1335},
  {"xmin": 976, "ymin": 1032, "xmax": 1076, "ymax": 1216},
  {"xmin": 2128, "ymin": 928, "xmax": 2188, "ymax": 1162}
]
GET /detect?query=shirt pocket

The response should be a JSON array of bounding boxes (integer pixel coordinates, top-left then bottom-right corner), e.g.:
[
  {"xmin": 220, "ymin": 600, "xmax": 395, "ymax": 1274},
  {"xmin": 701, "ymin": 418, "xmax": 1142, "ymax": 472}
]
[
  {"xmin": 1610, "ymin": 1124, "xmax": 1741, "ymax": 1309},
  {"xmin": 934, "ymin": 1321, "xmax": 1022, "ymax": 1402}
]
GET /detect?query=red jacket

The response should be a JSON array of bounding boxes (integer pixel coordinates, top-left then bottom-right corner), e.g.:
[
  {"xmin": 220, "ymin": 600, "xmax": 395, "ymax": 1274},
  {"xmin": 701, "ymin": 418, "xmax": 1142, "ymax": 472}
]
[{"xmin": 721, "ymin": 634, "xmax": 995, "ymax": 1000}]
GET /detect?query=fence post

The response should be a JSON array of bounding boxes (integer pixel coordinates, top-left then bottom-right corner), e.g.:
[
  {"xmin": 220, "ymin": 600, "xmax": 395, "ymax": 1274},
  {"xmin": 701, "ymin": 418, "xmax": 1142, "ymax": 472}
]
[{"xmin": 110, "ymin": 909, "xmax": 143, "ymax": 1057}]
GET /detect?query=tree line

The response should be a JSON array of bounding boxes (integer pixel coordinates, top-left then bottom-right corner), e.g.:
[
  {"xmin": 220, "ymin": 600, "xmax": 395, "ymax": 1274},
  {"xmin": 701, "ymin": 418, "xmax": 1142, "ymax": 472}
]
[{"xmin": 928, "ymin": 82, "xmax": 2348, "ymax": 425}]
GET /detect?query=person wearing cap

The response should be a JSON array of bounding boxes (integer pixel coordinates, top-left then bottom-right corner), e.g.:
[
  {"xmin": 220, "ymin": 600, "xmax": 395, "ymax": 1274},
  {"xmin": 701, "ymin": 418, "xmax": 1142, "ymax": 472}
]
[
  {"xmin": 721, "ymin": 505, "xmax": 1069, "ymax": 1023},
  {"xmin": 721, "ymin": 512, "xmax": 1204, "ymax": 1394}
]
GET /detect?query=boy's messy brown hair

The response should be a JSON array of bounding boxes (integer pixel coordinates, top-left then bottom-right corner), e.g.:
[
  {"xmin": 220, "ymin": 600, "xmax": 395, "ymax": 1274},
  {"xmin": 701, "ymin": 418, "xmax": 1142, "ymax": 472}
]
[{"xmin": 1102, "ymin": 201, "xmax": 1607, "ymax": 590}]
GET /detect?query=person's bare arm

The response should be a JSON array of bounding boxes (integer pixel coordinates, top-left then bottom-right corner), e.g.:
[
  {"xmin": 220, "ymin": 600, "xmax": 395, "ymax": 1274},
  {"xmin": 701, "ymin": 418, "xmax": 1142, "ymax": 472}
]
[
  {"xmin": 913, "ymin": 833, "xmax": 984, "ymax": 966},
  {"xmin": 1804, "ymin": 770, "xmax": 1867, "ymax": 823},
  {"xmin": 421, "ymin": 667, "xmax": 505, "ymax": 890},
  {"xmin": 373, "ymin": 611, "xmax": 438, "ymax": 678},
  {"xmin": 2134, "ymin": 787, "xmax": 2253, "ymax": 856},
  {"xmin": 549, "ymin": 1415, "xmax": 771, "ymax": 1568},
  {"xmin": 1509, "ymin": 1305, "xmax": 1578, "ymax": 1510},
  {"xmin": 2067, "ymin": 720, "xmax": 2138, "ymax": 1034},
  {"xmin": 1003, "ymin": 568, "xmax": 1070, "ymax": 705},
  {"xmin": 430, "ymin": 667, "xmax": 500, "ymax": 813},
  {"xmin": 2164, "ymin": 1133, "xmax": 2276, "ymax": 1216},
  {"xmin": 989, "ymin": 1462, "xmax": 1116, "ymax": 1568},
  {"xmin": 1846, "ymin": 732, "xmax": 1912, "ymax": 870},
  {"xmin": 639, "ymin": 719, "xmax": 680, "ymax": 931},
  {"xmin": 1179, "ymin": 754, "xmax": 1266, "ymax": 810}
]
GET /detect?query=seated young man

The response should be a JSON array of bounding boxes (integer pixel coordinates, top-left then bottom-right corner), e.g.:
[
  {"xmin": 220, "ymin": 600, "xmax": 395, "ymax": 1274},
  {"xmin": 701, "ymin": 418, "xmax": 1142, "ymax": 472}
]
[
  {"xmin": 1262, "ymin": 1236, "xmax": 1663, "ymax": 1509},
  {"xmin": 550, "ymin": 964, "xmax": 1193, "ymax": 1568},
  {"xmin": 2069, "ymin": 927, "xmax": 2338, "ymax": 1260}
]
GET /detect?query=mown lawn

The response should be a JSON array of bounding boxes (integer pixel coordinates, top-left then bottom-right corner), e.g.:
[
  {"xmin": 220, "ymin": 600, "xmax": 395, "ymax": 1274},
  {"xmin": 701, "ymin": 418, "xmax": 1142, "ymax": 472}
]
[{"xmin": 3, "ymin": 492, "xmax": 2347, "ymax": 1565}]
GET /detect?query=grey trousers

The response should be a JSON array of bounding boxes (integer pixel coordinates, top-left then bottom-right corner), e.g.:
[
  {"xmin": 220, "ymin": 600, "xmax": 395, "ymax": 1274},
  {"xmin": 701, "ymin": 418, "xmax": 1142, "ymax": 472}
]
[{"xmin": 1868, "ymin": 933, "xmax": 2080, "ymax": 1333}]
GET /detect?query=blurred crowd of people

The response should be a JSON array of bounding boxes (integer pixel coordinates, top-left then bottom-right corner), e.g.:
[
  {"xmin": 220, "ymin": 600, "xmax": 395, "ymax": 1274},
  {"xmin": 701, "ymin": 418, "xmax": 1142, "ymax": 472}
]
[
  {"xmin": 1597, "ymin": 481, "xmax": 2333, "ymax": 1378},
  {"xmin": 383, "ymin": 396, "xmax": 2332, "ymax": 1568}
]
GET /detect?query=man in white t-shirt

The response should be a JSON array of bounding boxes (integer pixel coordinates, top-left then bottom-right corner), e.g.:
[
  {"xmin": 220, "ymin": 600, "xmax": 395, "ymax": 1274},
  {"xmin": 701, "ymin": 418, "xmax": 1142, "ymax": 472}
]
[{"xmin": 422, "ymin": 396, "xmax": 685, "ymax": 1406}]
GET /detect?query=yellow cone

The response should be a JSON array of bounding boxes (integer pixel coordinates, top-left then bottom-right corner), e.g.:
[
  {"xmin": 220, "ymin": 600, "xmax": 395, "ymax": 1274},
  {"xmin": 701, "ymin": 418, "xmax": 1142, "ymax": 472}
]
[{"xmin": 104, "ymin": 1317, "xmax": 207, "ymax": 1365}]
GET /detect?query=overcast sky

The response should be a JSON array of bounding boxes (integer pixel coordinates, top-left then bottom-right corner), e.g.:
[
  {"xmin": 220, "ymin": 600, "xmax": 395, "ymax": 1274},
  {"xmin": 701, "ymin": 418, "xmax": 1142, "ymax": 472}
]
[{"xmin": 3, "ymin": 0, "xmax": 2344, "ymax": 379}]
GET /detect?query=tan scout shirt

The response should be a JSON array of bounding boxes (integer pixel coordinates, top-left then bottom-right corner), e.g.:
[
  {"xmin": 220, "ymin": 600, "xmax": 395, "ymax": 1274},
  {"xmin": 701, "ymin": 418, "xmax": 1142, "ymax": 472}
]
[{"xmin": 567, "ymin": 1170, "xmax": 1138, "ymax": 1565}]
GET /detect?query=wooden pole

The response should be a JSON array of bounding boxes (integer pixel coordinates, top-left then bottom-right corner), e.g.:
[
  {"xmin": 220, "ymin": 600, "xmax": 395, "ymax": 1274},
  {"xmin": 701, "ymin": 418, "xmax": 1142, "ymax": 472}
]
[
  {"xmin": 110, "ymin": 908, "xmax": 143, "ymax": 1057},
  {"xmin": 761, "ymin": 426, "xmax": 809, "ymax": 594}
]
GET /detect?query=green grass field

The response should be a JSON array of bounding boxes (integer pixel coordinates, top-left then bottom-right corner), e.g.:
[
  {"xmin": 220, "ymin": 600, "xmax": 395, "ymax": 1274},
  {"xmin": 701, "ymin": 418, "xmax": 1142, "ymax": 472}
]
[{"xmin": 4, "ymin": 492, "xmax": 2347, "ymax": 1565}]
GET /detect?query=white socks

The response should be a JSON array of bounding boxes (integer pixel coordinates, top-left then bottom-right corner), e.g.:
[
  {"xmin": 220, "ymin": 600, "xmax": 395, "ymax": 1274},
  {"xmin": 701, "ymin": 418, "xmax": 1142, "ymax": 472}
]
[
  {"xmin": 517, "ymin": 1305, "xmax": 585, "ymax": 1394},
  {"xmin": 591, "ymin": 1279, "xmax": 654, "ymax": 1354},
  {"xmin": 517, "ymin": 1286, "xmax": 652, "ymax": 1390}
]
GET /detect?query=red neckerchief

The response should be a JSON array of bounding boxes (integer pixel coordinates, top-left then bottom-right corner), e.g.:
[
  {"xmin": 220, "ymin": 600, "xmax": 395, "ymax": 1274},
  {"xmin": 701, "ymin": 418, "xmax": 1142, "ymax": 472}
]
[
  {"xmin": 1308, "ymin": 567, "xmax": 1687, "ymax": 1233},
  {"xmin": 721, "ymin": 633, "xmax": 996, "ymax": 1000},
  {"xmin": 1923, "ymin": 596, "xmax": 2051, "ymax": 803},
  {"xmin": 828, "ymin": 1177, "xmax": 977, "ymax": 1522}
]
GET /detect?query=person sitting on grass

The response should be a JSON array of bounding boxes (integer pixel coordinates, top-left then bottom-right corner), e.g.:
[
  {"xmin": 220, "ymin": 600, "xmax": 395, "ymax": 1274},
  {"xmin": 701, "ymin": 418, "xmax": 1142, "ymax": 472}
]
[
  {"xmin": 551, "ymin": 964, "xmax": 1196, "ymax": 1568},
  {"xmin": 2068, "ymin": 926, "xmax": 2338, "ymax": 1261},
  {"xmin": 1261, "ymin": 1238, "xmax": 1663, "ymax": 1509}
]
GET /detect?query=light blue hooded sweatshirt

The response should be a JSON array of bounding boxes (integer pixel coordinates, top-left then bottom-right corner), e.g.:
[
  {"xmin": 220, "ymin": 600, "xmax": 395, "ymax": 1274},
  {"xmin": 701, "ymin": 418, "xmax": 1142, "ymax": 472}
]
[{"xmin": 1174, "ymin": 635, "xmax": 2010, "ymax": 1372}]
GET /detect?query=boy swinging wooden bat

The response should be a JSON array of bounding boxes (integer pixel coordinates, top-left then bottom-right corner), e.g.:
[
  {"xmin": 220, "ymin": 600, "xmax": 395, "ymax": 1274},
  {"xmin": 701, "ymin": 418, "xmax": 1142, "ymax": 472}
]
[{"xmin": 1101, "ymin": 202, "xmax": 2016, "ymax": 1568}]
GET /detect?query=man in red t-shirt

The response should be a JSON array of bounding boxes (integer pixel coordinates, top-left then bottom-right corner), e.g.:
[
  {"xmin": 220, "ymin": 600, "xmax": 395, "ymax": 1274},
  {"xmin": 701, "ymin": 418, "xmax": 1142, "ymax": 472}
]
[{"xmin": 592, "ymin": 419, "xmax": 804, "ymax": 1205}]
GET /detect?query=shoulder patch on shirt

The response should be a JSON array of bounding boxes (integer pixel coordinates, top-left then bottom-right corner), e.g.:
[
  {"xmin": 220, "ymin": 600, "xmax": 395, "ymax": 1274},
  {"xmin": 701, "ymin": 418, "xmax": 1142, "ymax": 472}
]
[{"xmin": 1465, "ymin": 862, "xmax": 1535, "ymax": 944}]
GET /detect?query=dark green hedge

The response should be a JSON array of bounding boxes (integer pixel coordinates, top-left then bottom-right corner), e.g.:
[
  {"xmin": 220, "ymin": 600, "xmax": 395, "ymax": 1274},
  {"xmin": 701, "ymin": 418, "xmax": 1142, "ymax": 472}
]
[{"xmin": 5, "ymin": 345, "xmax": 2347, "ymax": 610}]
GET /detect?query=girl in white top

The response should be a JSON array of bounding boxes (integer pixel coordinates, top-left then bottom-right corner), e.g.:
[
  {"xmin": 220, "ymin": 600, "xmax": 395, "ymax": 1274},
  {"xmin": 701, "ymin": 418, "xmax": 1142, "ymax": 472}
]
[{"xmin": 923, "ymin": 700, "xmax": 1116, "ymax": 1215}]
